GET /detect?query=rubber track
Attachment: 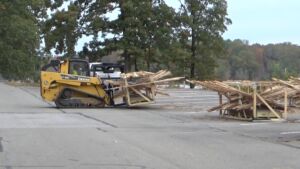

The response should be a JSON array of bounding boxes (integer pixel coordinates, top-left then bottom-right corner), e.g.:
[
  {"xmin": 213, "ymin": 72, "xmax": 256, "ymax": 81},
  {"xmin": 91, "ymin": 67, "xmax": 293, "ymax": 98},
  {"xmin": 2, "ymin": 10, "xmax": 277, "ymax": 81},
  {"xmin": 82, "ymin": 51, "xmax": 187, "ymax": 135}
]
[{"xmin": 55, "ymin": 87, "xmax": 106, "ymax": 108}]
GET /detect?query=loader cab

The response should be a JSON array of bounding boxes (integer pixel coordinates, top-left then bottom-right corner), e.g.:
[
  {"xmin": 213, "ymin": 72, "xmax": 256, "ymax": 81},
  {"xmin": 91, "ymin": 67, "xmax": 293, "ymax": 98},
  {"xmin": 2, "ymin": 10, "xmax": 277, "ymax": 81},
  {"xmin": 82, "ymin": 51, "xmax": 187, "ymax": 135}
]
[
  {"xmin": 42, "ymin": 59, "xmax": 90, "ymax": 77},
  {"xmin": 69, "ymin": 60, "xmax": 90, "ymax": 76},
  {"xmin": 60, "ymin": 59, "xmax": 90, "ymax": 77}
]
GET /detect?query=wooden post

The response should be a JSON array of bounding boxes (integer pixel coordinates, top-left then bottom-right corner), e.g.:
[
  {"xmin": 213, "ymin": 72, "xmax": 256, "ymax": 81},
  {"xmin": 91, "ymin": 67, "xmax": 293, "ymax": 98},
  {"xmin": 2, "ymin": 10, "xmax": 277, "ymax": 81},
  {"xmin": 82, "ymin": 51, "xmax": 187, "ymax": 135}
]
[
  {"xmin": 253, "ymin": 87, "xmax": 257, "ymax": 119},
  {"xmin": 284, "ymin": 89, "xmax": 288, "ymax": 120},
  {"xmin": 259, "ymin": 84, "xmax": 262, "ymax": 93},
  {"xmin": 129, "ymin": 87, "xmax": 151, "ymax": 102},
  {"xmin": 256, "ymin": 93, "xmax": 281, "ymax": 119},
  {"xmin": 124, "ymin": 78, "xmax": 131, "ymax": 106},
  {"xmin": 219, "ymin": 93, "xmax": 222, "ymax": 115}
]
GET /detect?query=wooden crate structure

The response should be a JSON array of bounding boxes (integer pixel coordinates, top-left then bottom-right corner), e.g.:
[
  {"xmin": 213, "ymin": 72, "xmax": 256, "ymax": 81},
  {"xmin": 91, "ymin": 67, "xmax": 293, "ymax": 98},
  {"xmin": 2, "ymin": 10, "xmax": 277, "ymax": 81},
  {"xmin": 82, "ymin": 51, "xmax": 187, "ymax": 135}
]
[
  {"xmin": 123, "ymin": 76, "xmax": 156, "ymax": 106},
  {"xmin": 187, "ymin": 79, "xmax": 296, "ymax": 121},
  {"xmin": 108, "ymin": 70, "xmax": 183, "ymax": 107}
]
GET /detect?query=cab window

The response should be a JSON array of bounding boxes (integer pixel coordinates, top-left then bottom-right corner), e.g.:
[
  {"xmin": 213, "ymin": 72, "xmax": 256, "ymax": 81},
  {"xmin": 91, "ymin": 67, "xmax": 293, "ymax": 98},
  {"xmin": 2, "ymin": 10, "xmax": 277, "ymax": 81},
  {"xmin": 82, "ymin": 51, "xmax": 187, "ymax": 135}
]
[{"xmin": 69, "ymin": 61, "xmax": 90, "ymax": 76}]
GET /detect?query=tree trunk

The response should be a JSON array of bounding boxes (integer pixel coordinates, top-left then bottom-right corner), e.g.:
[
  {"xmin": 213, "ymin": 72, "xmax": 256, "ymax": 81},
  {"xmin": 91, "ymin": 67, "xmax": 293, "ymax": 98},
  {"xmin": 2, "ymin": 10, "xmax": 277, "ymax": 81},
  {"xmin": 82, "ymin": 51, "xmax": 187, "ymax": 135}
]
[
  {"xmin": 190, "ymin": 8, "xmax": 196, "ymax": 89},
  {"xmin": 134, "ymin": 57, "xmax": 138, "ymax": 71},
  {"xmin": 120, "ymin": 0, "xmax": 131, "ymax": 72},
  {"xmin": 190, "ymin": 49, "xmax": 195, "ymax": 88},
  {"xmin": 248, "ymin": 70, "xmax": 253, "ymax": 80},
  {"xmin": 123, "ymin": 50, "xmax": 131, "ymax": 72},
  {"xmin": 230, "ymin": 69, "xmax": 236, "ymax": 80},
  {"xmin": 147, "ymin": 47, "xmax": 151, "ymax": 71}
]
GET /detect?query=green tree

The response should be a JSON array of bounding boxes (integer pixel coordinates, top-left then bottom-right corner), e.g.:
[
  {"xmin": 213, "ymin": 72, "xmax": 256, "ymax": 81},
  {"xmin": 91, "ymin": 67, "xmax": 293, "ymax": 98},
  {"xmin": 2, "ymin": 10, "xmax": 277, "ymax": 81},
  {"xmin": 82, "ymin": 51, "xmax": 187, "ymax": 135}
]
[
  {"xmin": 43, "ymin": 0, "xmax": 115, "ymax": 57},
  {"xmin": 221, "ymin": 40, "xmax": 259, "ymax": 80},
  {"xmin": 217, "ymin": 40, "xmax": 300, "ymax": 80},
  {"xmin": 104, "ymin": 0, "xmax": 177, "ymax": 72},
  {"xmin": 0, "ymin": 0, "xmax": 44, "ymax": 80},
  {"xmin": 179, "ymin": 0, "xmax": 231, "ymax": 87}
]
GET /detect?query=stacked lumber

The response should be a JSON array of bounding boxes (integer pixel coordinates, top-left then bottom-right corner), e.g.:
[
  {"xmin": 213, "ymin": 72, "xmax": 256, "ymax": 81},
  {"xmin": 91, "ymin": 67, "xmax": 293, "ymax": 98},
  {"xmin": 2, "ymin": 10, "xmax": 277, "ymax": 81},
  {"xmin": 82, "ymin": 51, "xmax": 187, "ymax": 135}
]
[
  {"xmin": 108, "ymin": 70, "xmax": 184, "ymax": 106},
  {"xmin": 272, "ymin": 78, "xmax": 300, "ymax": 107},
  {"xmin": 187, "ymin": 80, "xmax": 253, "ymax": 120},
  {"xmin": 187, "ymin": 79, "xmax": 300, "ymax": 121}
]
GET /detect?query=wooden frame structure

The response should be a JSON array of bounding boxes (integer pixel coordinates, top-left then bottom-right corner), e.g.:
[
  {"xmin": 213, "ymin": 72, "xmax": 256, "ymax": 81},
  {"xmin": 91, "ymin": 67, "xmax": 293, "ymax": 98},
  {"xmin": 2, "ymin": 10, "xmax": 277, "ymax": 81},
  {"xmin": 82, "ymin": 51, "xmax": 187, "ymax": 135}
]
[
  {"xmin": 187, "ymin": 79, "xmax": 297, "ymax": 121},
  {"xmin": 107, "ymin": 70, "xmax": 183, "ymax": 107}
]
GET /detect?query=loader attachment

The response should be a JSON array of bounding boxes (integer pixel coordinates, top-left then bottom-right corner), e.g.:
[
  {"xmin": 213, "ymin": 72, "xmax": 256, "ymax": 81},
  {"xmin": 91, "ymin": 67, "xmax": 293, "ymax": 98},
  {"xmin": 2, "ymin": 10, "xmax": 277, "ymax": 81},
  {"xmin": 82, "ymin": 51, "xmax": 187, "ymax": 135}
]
[{"xmin": 108, "ymin": 70, "xmax": 184, "ymax": 107}]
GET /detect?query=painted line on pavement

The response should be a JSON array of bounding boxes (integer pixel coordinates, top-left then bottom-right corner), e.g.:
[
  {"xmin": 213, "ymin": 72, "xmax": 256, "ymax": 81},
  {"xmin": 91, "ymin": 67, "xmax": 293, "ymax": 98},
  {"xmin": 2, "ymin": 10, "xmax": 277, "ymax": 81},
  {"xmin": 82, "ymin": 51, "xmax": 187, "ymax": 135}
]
[
  {"xmin": 280, "ymin": 131, "xmax": 300, "ymax": 135},
  {"xmin": 240, "ymin": 123, "xmax": 269, "ymax": 126}
]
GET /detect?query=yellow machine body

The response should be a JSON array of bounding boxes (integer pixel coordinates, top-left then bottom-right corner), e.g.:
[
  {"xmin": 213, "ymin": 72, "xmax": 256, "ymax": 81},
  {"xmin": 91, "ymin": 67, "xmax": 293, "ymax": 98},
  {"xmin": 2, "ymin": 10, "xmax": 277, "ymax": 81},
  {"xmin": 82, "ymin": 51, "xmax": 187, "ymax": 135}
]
[{"xmin": 40, "ymin": 59, "xmax": 111, "ymax": 108}]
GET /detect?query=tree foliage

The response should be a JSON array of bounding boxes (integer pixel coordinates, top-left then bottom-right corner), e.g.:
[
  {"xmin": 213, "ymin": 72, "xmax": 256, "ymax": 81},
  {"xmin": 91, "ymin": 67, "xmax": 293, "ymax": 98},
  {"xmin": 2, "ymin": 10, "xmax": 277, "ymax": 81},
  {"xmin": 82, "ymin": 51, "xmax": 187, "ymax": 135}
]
[
  {"xmin": 216, "ymin": 40, "xmax": 300, "ymax": 80},
  {"xmin": 42, "ymin": 0, "xmax": 230, "ymax": 78},
  {"xmin": 178, "ymin": 0, "xmax": 231, "ymax": 87},
  {"xmin": 0, "ymin": 0, "xmax": 45, "ymax": 80},
  {"xmin": 4, "ymin": 0, "xmax": 300, "ymax": 83}
]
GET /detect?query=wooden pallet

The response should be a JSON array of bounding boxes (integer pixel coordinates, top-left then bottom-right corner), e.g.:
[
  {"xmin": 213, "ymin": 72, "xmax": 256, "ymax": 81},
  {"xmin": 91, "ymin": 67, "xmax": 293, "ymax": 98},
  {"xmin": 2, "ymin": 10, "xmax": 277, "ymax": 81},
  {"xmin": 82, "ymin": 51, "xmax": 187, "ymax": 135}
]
[{"xmin": 107, "ymin": 70, "xmax": 184, "ymax": 107}]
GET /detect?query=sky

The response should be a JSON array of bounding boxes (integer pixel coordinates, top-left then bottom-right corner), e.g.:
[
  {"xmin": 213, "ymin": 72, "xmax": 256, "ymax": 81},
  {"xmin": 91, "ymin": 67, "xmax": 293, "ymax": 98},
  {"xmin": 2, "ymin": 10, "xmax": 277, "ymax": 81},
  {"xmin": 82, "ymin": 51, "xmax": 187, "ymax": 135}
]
[
  {"xmin": 223, "ymin": 0, "xmax": 300, "ymax": 45},
  {"xmin": 76, "ymin": 0, "xmax": 300, "ymax": 51},
  {"xmin": 165, "ymin": 0, "xmax": 300, "ymax": 45}
]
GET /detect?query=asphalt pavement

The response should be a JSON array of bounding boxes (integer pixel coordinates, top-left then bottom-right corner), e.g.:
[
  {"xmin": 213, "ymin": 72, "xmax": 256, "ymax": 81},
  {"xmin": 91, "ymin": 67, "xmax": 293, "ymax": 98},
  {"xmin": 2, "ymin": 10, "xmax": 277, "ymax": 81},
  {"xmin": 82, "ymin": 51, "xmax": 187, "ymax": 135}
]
[{"xmin": 0, "ymin": 82, "xmax": 300, "ymax": 169}]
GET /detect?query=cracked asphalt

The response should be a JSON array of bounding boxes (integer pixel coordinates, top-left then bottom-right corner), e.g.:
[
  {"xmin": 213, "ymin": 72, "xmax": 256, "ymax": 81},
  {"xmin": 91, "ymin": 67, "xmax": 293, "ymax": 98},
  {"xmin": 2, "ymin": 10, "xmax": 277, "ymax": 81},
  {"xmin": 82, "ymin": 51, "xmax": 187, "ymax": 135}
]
[{"xmin": 0, "ymin": 82, "xmax": 300, "ymax": 169}]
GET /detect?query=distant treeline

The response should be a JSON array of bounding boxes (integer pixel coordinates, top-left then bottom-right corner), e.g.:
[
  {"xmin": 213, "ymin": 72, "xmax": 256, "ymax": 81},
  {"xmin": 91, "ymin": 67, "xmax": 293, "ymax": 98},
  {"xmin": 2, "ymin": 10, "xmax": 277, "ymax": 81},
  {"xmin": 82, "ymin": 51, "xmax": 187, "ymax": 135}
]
[
  {"xmin": 0, "ymin": 0, "xmax": 299, "ymax": 83},
  {"xmin": 216, "ymin": 40, "xmax": 300, "ymax": 80}
]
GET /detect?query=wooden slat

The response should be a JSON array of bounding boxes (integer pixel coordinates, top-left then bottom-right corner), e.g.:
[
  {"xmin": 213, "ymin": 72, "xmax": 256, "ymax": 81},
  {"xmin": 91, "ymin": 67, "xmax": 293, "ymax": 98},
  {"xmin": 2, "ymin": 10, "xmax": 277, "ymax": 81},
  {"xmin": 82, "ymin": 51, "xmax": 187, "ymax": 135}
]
[
  {"xmin": 284, "ymin": 89, "xmax": 288, "ymax": 119},
  {"xmin": 129, "ymin": 87, "xmax": 152, "ymax": 102},
  {"xmin": 256, "ymin": 93, "xmax": 281, "ymax": 119},
  {"xmin": 253, "ymin": 88, "xmax": 257, "ymax": 118}
]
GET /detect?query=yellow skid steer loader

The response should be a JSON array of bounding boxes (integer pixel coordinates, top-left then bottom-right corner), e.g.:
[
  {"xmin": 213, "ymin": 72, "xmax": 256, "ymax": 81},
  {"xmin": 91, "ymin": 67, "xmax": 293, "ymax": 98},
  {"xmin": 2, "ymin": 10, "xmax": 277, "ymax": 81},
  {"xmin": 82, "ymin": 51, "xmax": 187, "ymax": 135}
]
[
  {"xmin": 40, "ymin": 58, "xmax": 172, "ymax": 108},
  {"xmin": 40, "ymin": 59, "xmax": 115, "ymax": 108}
]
